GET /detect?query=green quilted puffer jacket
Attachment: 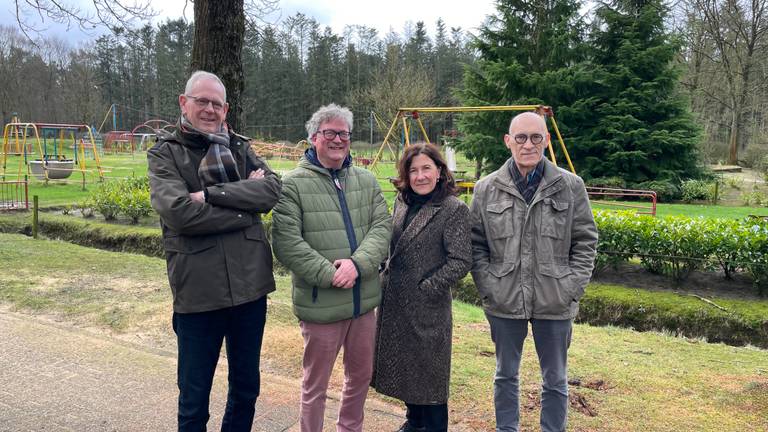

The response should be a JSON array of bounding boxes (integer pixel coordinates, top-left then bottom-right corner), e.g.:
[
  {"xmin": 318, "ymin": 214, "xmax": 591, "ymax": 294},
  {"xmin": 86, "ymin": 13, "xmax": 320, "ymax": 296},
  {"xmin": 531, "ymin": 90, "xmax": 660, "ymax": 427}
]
[{"xmin": 272, "ymin": 152, "xmax": 392, "ymax": 323}]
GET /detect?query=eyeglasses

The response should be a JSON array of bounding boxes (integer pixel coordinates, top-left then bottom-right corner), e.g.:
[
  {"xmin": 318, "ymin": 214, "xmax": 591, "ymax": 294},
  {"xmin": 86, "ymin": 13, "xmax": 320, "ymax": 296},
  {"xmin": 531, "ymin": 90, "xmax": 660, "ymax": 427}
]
[
  {"xmin": 185, "ymin": 95, "xmax": 226, "ymax": 112},
  {"xmin": 513, "ymin": 133, "xmax": 545, "ymax": 145},
  {"xmin": 318, "ymin": 129, "xmax": 351, "ymax": 140}
]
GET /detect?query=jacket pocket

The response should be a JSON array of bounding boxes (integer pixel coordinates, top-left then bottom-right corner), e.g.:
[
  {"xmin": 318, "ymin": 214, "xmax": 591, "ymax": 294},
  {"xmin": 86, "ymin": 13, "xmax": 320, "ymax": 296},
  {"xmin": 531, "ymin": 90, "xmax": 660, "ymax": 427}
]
[
  {"xmin": 480, "ymin": 262, "xmax": 521, "ymax": 315},
  {"xmin": 163, "ymin": 235, "xmax": 217, "ymax": 254},
  {"xmin": 536, "ymin": 263, "xmax": 574, "ymax": 315},
  {"xmin": 540, "ymin": 198, "xmax": 569, "ymax": 239},
  {"xmin": 242, "ymin": 224, "xmax": 274, "ymax": 272},
  {"xmin": 486, "ymin": 200, "xmax": 515, "ymax": 239}
]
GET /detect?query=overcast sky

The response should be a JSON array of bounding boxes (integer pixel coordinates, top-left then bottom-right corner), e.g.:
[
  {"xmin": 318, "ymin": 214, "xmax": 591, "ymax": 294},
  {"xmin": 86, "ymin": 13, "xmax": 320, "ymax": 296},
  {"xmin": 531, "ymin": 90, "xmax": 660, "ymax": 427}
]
[{"xmin": 1, "ymin": 0, "xmax": 497, "ymax": 46}]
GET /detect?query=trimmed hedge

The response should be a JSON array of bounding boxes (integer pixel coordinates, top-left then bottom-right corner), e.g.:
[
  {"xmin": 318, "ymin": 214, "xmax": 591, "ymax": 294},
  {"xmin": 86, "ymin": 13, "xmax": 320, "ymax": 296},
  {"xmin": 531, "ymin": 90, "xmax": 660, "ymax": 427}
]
[{"xmin": 594, "ymin": 210, "xmax": 768, "ymax": 294}]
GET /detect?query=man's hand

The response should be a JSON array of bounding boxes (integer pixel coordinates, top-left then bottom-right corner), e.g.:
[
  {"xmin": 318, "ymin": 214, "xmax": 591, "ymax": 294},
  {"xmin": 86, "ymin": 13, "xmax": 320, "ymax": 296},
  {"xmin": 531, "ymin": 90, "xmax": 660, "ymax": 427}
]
[
  {"xmin": 332, "ymin": 259, "xmax": 358, "ymax": 289},
  {"xmin": 189, "ymin": 191, "xmax": 205, "ymax": 203},
  {"xmin": 248, "ymin": 169, "xmax": 265, "ymax": 179}
]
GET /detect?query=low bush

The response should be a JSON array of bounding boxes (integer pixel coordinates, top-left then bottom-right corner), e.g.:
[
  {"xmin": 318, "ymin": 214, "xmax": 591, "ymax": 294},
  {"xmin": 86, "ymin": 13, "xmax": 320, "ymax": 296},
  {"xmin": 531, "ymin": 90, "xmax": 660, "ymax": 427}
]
[
  {"xmin": 634, "ymin": 180, "xmax": 681, "ymax": 202},
  {"xmin": 741, "ymin": 190, "xmax": 768, "ymax": 207},
  {"xmin": 85, "ymin": 176, "xmax": 153, "ymax": 223},
  {"xmin": 585, "ymin": 176, "xmax": 627, "ymax": 189},
  {"xmin": 680, "ymin": 179, "xmax": 717, "ymax": 203}
]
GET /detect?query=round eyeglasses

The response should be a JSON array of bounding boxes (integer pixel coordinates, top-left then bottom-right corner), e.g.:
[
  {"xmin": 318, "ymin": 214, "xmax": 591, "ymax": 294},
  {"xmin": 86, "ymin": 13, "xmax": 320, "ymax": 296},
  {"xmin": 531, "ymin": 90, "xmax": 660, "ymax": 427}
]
[{"xmin": 513, "ymin": 133, "xmax": 544, "ymax": 145}]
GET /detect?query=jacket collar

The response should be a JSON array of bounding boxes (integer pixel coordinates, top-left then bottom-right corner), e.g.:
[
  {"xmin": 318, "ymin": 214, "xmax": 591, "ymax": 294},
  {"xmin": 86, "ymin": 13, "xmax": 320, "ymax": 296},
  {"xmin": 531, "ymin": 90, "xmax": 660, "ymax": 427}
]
[
  {"xmin": 302, "ymin": 147, "xmax": 352, "ymax": 172},
  {"xmin": 493, "ymin": 157, "xmax": 564, "ymax": 204},
  {"xmin": 390, "ymin": 194, "xmax": 442, "ymax": 259}
]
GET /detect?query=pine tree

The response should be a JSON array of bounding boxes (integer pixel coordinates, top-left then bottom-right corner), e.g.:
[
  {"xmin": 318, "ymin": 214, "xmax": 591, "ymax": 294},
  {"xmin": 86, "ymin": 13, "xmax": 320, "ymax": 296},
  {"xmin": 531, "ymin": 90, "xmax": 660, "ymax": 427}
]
[
  {"xmin": 574, "ymin": 0, "xmax": 702, "ymax": 183},
  {"xmin": 456, "ymin": 0, "xmax": 587, "ymax": 175}
]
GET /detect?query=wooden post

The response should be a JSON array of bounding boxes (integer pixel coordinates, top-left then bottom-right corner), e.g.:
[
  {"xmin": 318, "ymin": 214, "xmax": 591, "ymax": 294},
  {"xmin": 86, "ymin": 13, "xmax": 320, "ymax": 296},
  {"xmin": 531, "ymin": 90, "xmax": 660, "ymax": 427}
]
[{"xmin": 32, "ymin": 195, "xmax": 39, "ymax": 239}]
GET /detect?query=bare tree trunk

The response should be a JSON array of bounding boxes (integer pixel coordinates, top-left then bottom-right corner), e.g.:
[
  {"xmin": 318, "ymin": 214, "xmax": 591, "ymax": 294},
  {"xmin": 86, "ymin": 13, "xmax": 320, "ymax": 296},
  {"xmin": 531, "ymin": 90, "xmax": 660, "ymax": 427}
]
[
  {"xmin": 728, "ymin": 110, "xmax": 740, "ymax": 164},
  {"xmin": 192, "ymin": 0, "xmax": 245, "ymax": 132}
]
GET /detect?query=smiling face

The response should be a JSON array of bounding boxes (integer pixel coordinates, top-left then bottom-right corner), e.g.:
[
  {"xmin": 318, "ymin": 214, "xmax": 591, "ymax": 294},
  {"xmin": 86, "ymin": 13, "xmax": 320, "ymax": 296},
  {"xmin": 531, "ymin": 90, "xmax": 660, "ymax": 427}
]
[
  {"xmin": 179, "ymin": 78, "xmax": 228, "ymax": 133},
  {"xmin": 504, "ymin": 112, "xmax": 547, "ymax": 175},
  {"xmin": 408, "ymin": 153, "xmax": 441, "ymax": 196},
  {"xmin": 312, "ymin": 117, "xmax": 351, "ymax": 169}
]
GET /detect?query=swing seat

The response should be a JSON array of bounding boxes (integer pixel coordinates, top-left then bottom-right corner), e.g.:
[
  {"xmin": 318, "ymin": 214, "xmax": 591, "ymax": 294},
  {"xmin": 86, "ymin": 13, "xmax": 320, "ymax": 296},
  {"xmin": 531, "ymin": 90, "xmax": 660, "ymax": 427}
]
[{"xmin": 29, "ymin": 159, "xmax": 74, "ymax": 180}]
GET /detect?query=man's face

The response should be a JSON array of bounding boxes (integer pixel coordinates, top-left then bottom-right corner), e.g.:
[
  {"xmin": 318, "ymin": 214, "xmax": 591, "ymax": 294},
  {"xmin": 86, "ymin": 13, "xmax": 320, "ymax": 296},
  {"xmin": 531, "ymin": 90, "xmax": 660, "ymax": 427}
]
[
  {"xmin": 179, "ymin": 78, "xmax": 228, "ymax": 134},
  {"xmin": 312, "ymin": 117, "xmax": 351, "ymax": 169},
  {"xmin": 504, "ymin": 114, "xmax": 547, "ymax": 173}
]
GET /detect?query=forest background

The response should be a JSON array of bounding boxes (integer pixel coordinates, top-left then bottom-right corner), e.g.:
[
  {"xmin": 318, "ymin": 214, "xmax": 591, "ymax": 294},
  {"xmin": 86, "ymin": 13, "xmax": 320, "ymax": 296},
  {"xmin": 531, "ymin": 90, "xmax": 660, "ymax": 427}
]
[{"xmin": 2, "ymin": 0, "xmax": 768, "ymax": 185}]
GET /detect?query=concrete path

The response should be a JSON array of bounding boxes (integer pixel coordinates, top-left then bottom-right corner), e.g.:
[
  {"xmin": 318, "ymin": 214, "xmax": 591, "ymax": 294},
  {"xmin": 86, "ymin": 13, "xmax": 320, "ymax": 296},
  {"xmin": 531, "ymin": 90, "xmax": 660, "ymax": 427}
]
[{"xmin": 0, "ymin": 311, "xmax": 406, "ymax": 432}]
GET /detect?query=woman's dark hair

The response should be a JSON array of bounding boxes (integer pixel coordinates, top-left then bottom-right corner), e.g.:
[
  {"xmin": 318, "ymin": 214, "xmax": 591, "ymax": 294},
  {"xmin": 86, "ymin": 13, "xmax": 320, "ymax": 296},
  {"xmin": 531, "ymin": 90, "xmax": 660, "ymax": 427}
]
[{"xmin": 394, "ymin": 142, "xmax": 458, "ymax": 204}]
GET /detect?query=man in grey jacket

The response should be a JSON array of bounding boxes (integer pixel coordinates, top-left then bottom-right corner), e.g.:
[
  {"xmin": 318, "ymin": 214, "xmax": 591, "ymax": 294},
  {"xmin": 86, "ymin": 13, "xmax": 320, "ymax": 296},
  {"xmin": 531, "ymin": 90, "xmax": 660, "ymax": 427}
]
[
  {"xmin": 148, "ymin": 71, "xmax": 281, "ymax": 431},
  {"xmin": 470, "ymin": 111, "xmax": 598, "ymax": 432}
]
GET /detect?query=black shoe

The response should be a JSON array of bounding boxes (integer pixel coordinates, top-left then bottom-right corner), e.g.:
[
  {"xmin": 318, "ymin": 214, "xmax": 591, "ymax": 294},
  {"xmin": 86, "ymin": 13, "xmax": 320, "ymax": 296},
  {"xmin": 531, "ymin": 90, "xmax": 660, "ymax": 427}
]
[{"xmin": 396, "ymin": 421, "xmax": 426, "ymax": 432}]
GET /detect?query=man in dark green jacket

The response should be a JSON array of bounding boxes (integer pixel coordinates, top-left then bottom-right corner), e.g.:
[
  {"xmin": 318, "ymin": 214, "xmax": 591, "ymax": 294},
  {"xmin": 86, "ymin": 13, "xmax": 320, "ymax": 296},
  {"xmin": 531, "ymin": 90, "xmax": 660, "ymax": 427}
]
[
  {"xmin": 147, "ymin": 71, "xmax": 281, "ymax": 432},
  {"xmin": 272, "ymin": 103, "xmax": 391, "ymax": 432}
]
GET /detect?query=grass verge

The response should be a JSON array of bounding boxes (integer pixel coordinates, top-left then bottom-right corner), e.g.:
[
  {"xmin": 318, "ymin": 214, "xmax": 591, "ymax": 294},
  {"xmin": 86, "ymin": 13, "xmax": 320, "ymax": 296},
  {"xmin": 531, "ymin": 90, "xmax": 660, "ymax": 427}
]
[{"xmin": 0, "ymin": 232, "xmax": 765, "ymax": 431}]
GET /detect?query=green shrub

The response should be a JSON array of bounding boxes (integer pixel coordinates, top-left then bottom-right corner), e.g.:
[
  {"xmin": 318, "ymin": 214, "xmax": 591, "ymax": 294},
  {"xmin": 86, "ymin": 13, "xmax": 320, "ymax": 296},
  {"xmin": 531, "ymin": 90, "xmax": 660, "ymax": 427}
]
[
  {"xmin": 680, "ymin": 180, "xmax": 716, "ymax": 203},
  {"xmin": 741, "ymin": 190, "xmax": 768, "ymax": 207},
  {"xmin": 594, "ymin": 210, "xmax": 768, "ymax": 292},
  {"xmin": 585, "ymin": 176, "xmax": 627, "ymax": 189},
  {"xmin": 88, "ymin": 176, "xmax": 152, "ymax": 223},
  {"xmin": 635, "ymin": 180, "xmax": 681, "ymax": 202},
  {"xmin": 92, "ymin": 181, "xmax": 121, "ymax": 220},
  {"xmin": 725, "ymin": 176, "xmax": 744, "ymax": 190}
]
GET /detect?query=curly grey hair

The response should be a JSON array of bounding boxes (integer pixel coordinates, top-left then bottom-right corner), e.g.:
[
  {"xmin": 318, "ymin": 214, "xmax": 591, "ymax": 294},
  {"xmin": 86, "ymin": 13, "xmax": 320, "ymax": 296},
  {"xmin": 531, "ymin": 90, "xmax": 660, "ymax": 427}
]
[
  {"xmin": 305, "ymin": 104, "xmax": 353, "ymax": 142},
  {"xmin": 185, "ymin": 71, "xmax": 227, "ymax": 102}
]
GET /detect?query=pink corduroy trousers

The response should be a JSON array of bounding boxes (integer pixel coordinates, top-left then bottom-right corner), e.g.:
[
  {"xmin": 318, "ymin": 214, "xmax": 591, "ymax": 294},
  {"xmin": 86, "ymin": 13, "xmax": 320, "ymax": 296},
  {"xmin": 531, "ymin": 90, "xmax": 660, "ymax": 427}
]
[{"xmin": 298, "ymin": 310, "xmax": 376, "ymax": 432}]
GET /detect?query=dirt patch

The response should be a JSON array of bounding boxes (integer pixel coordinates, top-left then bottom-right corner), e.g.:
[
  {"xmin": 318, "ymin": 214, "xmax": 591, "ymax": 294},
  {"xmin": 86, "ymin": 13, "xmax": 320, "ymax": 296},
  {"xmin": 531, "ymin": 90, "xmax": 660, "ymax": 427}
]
[
  {"xmin": 570, "ymin": 392, "xmax": 598, "ymax": 417},
  {"xmin": 569, "ymin": 378, "xmax": 614, "ymax": 391},
  {"xmin": 593, "ymin": 262, "xmax": 761, "ymax": 301}
]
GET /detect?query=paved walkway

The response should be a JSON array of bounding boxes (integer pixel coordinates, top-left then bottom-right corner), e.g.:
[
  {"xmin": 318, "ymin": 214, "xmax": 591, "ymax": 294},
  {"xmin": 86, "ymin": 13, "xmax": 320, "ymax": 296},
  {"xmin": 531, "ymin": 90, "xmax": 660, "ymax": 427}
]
[{"xmin": 0, "ymin": 311, "xmax": 407, "ymax": 432}]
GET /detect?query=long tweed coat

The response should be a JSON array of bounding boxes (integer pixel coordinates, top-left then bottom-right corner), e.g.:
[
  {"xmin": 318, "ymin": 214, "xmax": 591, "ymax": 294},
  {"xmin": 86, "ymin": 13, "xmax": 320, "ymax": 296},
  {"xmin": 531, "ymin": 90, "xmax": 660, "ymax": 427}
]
[{"xmin": 372, "ymin": 194, "xmax": 472, "ymax": 404}]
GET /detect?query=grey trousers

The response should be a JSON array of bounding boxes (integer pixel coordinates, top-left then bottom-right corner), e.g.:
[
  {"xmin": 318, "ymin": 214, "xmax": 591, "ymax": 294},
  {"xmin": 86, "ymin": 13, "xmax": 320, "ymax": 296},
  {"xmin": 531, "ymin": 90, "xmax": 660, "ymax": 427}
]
[{"xmin": 486, "ymin": 315, "xmax": 573, "ymax": 432}]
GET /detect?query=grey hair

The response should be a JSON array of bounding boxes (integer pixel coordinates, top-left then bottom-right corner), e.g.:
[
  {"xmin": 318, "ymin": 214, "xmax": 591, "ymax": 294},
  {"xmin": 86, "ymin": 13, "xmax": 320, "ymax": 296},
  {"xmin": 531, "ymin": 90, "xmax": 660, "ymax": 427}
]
[
  {"xmin": 185, "ymin": 71, "xmax": 227, "ymax": 101},
  {"xmin": 305, "ymin": 104, "xmax": 354, "ymax": 142}
]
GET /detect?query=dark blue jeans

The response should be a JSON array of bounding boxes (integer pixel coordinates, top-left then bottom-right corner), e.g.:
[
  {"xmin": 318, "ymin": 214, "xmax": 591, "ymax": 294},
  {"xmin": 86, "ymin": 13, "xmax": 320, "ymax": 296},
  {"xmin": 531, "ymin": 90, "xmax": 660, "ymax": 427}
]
[
  {"xmin": 405, "ymin": 403, "xmax": 448, "ymax": 432},
  {"xmin": 173, "ymin": 296, "xmax": 267, "ymax": 432}
]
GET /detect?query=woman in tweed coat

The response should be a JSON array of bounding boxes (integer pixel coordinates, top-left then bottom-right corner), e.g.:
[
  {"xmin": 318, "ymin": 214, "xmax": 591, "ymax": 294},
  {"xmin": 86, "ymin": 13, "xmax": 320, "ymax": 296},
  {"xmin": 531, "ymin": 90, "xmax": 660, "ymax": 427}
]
[{"xmin": 372, "ymin": 143, "xmax": 472, "ymax": 432}]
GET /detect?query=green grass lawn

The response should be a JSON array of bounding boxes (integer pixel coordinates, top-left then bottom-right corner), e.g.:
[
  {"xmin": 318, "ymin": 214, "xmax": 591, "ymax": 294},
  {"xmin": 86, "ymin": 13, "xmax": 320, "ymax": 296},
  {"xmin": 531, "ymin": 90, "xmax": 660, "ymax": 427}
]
[
  {"xmin": 0, "ymin": 232, "xmax": 766, "ymax": 431},
  {"xmin": 593, "ymin": 201, "xmax": 768, "ymax": 219}
]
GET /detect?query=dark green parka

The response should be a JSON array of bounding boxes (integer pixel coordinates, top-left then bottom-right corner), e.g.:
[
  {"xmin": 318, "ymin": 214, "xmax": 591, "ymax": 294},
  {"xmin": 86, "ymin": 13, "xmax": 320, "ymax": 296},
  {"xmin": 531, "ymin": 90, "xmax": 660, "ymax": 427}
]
[{"xmin": 148, "ymin": 127, "xmax": 281, "ymax": 313}]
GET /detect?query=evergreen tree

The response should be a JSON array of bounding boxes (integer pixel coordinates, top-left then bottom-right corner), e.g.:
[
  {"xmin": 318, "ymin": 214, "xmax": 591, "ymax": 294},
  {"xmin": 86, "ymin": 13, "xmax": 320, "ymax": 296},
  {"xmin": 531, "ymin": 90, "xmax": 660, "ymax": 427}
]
[
  {"xmin": 574, "ymin": 0, "xmax": 702, "ymax": 183},
  {"xmin": 456, "ymin": 0, "xmax": 587, "ymax": 174}
]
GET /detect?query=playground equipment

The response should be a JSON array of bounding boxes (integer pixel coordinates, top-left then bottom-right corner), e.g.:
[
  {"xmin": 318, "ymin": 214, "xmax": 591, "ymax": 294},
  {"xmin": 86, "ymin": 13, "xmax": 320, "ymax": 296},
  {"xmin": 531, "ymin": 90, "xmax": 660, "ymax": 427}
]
[
  {"xmin": 250, "ymin": 139, "xmax": 308, "ymax": 160},
  {"xmin": 1, "ymin": 121, "xmax": 104, "ymax": 187},
  {"xmin": 370, "ymin": 105, "xmax": 575, "ymax": 173},
  {"xmin": 370, "ymin": 104, "xmax": 657, "ymax": 215},
  {"xmin": 102, "ymin": 119, "xmax": 172, "ymax": 154}
]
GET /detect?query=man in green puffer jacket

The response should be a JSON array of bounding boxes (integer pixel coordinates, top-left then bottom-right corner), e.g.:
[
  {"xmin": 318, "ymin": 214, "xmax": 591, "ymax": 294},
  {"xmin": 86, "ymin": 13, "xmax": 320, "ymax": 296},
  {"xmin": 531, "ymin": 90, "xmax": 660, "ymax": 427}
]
[{"xmin": 272, "ymin": 103, "xmax": 391, "ymax": 432}]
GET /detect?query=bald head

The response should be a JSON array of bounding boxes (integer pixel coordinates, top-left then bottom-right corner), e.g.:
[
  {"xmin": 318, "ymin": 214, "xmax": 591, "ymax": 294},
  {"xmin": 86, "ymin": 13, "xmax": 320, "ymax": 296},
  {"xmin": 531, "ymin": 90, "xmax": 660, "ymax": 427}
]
[
  {"xmin": 504, "ymin": 111, "xmax": 548, "ymax": 175},
  {"xmin": 508, "ymin": 111, "xmax": 547, "ymax": 135}
]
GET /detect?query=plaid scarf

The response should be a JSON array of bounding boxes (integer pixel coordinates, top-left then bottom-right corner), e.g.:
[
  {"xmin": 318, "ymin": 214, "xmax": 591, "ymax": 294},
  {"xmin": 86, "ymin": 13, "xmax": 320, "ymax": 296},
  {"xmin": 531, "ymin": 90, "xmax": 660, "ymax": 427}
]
[
  {"xmin": 509, "ymin": 159, "xmax": 544, "ymax": 204},
  {"xmin": 180, "ymin": 116, "xmax": 240, "ymax": 186}
]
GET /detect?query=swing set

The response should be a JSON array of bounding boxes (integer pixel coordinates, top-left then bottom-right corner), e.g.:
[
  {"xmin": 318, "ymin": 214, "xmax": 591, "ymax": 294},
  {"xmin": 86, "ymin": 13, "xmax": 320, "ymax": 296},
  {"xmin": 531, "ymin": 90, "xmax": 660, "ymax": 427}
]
[
  {"xmin": 368, "ymin": 104, "xmax": 657, "ymax": 215},
  {"xmin": 1, "ymin": 119, "xmax": 104, "ymax": 188}
]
